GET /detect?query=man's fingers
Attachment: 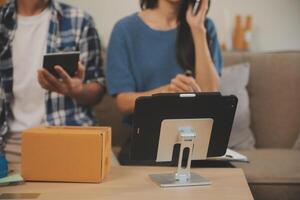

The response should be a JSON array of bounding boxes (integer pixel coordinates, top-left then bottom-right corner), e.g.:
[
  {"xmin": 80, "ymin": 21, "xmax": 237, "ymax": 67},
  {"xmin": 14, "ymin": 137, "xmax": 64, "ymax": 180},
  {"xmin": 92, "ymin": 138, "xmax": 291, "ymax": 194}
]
[
  {"xmin": 77, "ymin": 62, "xmax": 85, "ymax": 80},
  {"xmin": 38, "ymin": 70, "xmax": 58, "ymax": 92},
  {"xmin": 55, "ymin": 66, "xmax": 72, "ymax": 86},
  {"xmin": 41, "ymin": 69, "xmax": 63, "ymax": 91},
  {"xmin": 37, "ymin": 70, "xmax": 47, "ymax": 89}
]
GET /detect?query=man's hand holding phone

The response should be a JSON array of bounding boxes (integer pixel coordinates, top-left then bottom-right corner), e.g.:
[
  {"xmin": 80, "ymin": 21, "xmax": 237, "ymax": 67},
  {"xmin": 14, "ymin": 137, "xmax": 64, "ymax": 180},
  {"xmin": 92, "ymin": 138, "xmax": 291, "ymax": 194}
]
[{"xmin": 38, "ymin": 62, "xmax": 85, "ymax": 99}]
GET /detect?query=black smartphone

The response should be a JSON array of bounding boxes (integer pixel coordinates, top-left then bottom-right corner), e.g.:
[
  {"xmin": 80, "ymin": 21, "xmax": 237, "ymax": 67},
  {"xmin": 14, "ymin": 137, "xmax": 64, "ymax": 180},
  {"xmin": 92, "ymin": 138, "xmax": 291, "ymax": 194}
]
[
  {"xmin": 178, "ymin": 0, "xmax": 211, "ymax": 18},
  {"xmin": 193, "ymin": 0, "xmax": 201, "ymax": 15},
  {"xmin": 43, "ymin": 51, "xmax": 80, "ymax": 78}
]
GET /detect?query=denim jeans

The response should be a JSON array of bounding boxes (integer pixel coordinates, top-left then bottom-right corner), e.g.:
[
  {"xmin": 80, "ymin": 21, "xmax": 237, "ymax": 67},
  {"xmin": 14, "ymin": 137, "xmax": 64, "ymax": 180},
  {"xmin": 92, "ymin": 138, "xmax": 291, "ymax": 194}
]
[{"xmin": 0, "ymin": 153, "xmax": 8, "ymax": 178}]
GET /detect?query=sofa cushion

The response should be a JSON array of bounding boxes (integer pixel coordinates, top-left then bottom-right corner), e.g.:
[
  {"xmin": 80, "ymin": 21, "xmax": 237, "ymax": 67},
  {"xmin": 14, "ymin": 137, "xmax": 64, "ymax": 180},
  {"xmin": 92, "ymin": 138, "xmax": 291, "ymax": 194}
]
[
  {"xmin": 293, "ymin": 133, "xmax": 300, "ymax": 150},
  {"xmin": 246, "ymin": 53, "xmax": 300, "ymax": 148},
  {"xmin": 249, "ymin": 184, "xmax": 300, "ymax": 200},
  {"xmin": 233, "ymin": 149, "xmax": 300, "ymax": 184},
  {"xmin": 94, "ymin": 95, "xmax": 132, "ymax": 146},
  {"xmin": 223, "ymin": 52, "xmax": 300, "ymax": 148},
  {"xmin": 220, "ymin": 63, "xmax": 255, "ymax": 149}
]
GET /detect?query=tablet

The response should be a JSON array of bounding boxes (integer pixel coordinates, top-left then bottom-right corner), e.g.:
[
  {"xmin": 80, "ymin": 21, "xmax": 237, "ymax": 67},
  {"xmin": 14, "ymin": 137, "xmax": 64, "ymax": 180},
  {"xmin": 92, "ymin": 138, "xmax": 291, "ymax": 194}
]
[
  {"xmin": 43, "ymin": 51, "xmax": 80, "ymax": 78},
  {"xmin": 130, "ymin": 92, "xmax": 238, "ymax": 164}
]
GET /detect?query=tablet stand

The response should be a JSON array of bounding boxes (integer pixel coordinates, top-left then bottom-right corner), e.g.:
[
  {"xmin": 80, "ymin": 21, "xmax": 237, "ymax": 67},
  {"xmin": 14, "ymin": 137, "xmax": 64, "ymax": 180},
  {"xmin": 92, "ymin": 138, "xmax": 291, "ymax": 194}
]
[{"xmin": 149, "ymin": 126, "xmax": 212, "ymax": 188}]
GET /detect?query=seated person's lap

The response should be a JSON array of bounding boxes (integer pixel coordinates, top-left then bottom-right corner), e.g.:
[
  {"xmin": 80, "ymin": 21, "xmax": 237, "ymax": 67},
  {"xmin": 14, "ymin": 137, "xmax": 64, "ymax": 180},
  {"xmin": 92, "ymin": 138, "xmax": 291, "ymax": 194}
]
[{"xmin": 4, "ymin": 132, "xmax": 22, "ymax": 163}]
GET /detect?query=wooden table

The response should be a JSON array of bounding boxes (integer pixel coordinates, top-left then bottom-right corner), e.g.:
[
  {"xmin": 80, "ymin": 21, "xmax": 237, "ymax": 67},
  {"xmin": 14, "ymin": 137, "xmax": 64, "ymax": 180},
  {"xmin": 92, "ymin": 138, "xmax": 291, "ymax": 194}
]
[{"xmin": 1, "ymin": 166, "xmax": 253, "ymax": 200}]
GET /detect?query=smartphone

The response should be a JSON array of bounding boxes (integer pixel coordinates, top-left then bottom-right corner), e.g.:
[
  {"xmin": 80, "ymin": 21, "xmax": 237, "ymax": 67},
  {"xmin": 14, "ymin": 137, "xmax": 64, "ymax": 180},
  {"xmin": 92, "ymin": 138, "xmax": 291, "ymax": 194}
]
[
  {"xmin": 43, "ymin": 51, "xmax": 80, "ymax": 78},
  {"xmin": 193, "ymin": 0, "xmax": 201, "ymax": 15}
]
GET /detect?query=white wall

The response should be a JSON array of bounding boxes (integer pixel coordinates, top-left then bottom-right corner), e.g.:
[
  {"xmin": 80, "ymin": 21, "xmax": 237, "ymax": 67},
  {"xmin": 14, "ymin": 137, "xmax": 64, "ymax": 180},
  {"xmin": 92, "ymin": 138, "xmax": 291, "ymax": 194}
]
[
  {"xmin": 60, "ymin": 0, "xmax": 300, "ymax": 52},
  {"xmin": 60, "ymin": 0, "xmax": 140, "ymax": 47},
  {"xmin": 209, "ymin": 0, "xmax": 300, "ymax": 51}
]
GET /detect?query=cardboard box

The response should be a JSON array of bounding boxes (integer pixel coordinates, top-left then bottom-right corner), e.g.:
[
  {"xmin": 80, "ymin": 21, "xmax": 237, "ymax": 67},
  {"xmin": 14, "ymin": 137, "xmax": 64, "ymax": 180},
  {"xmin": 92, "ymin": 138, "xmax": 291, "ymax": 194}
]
[
  {"xmin": 21, "ymin": 126, "xmax": 111, "ymax": 183},
  {"xmin": 0, "ymin": 0, "xmax": 7, "ymax": 6}
]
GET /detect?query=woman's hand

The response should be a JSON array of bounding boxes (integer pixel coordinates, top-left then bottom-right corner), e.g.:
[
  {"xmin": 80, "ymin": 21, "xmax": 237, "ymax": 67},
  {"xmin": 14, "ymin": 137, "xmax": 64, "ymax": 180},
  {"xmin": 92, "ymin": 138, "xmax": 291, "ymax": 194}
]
[
  {"xmin": 38, "ymin": 62, "xmax": 85, "ymax": 98},
  {"xmin": 169, "ymin": 74, "xmax": 201, "ymax": 93},
  {"xmin": 186, "ymin": 0, "xmax": 209, "ymax": 36}
]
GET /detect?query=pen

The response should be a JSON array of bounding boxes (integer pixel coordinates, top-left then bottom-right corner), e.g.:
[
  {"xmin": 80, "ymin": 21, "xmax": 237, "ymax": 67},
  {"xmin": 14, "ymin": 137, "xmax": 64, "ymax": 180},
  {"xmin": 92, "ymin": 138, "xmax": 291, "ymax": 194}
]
[{"xmin": 184, "ymin": 70, "xmax": 193, "ymax": 77}]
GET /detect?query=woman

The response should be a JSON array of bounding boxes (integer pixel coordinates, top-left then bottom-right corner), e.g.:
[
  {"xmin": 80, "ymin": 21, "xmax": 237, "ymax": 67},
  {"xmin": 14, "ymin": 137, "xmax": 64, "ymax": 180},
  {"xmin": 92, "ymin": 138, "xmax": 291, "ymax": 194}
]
[{"xmin": 107, "ymin": 0, "xmax": 223, "ymax": 164}]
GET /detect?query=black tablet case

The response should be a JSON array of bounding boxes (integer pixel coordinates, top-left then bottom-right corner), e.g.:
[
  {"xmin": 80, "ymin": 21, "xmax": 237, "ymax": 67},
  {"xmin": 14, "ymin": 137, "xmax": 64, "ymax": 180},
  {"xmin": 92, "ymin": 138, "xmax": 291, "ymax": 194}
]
[{"xmin": 130, "ymin": 92, "xmax": 238, "ymax": 163}]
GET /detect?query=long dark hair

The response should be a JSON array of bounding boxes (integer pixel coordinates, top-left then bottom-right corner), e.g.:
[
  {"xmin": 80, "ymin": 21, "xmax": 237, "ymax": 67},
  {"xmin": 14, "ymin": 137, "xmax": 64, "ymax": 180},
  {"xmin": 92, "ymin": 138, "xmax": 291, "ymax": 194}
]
[
  {"xmin": 140, "ymin": 0, "xmax": 158, "ymax": 10},
  {"xmin": 140, "ymin": 0, "xmax": 211, "ymax": 73},
  {"xmin": 177, "ymin": 0, "xmax": 211, "ymax": 73}
]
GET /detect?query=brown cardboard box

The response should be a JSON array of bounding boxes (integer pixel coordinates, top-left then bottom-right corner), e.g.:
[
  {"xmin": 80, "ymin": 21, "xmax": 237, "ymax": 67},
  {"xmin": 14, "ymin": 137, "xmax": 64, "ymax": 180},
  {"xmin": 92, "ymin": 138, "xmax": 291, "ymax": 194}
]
[
  {"xmin": 21, "ymin": 126, "xmax": 111, "ymax": 183},
  {"xmin": 0, "ymin": 0, "xmax": 7, "ymax": 6}
]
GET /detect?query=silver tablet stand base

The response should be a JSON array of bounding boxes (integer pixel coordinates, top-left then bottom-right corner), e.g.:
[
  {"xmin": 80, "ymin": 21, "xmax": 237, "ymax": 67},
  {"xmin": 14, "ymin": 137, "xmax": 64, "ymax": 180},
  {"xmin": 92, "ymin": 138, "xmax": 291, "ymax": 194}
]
[{"xmin": 149, "ymin": 127, "xmax": 212, "ymax": 188}]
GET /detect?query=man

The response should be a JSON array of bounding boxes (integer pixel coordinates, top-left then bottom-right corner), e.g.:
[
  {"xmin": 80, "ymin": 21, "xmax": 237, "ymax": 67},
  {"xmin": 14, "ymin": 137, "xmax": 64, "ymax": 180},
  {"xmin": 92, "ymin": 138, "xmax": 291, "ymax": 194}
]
[{"xmin": 0, "ymin": 0, "xmax": 105, "ymax": 163}]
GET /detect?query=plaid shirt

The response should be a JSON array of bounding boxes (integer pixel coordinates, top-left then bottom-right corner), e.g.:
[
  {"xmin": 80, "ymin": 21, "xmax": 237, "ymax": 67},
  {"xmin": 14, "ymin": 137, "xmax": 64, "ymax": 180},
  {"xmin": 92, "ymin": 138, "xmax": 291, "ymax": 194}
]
[{"xmin": 0, "ymin": 0, "xmax": 105, "ymax": 138}]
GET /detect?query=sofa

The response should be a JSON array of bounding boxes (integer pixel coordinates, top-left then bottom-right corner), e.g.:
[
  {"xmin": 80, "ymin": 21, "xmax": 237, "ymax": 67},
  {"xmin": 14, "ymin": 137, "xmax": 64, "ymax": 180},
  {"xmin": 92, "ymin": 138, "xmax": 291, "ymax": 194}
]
[
  {"xmin": 223, "ymin": 51, "xmax": 300, "ymax": 200},
  {"xmin": 94, "ymin": 51, "xmax": 300, "ymax": 200}
]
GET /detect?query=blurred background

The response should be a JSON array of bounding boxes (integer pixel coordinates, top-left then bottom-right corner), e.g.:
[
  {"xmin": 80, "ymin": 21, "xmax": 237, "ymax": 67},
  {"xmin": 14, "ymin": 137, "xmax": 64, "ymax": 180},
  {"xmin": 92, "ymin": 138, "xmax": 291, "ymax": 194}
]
[
  {"xmin": 60, "ymin": 0, "xmax": 300, "ymax": 52},
  {"xmin": 0, "ymin": 1, "xmax": 299, "ymax": 199}
]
